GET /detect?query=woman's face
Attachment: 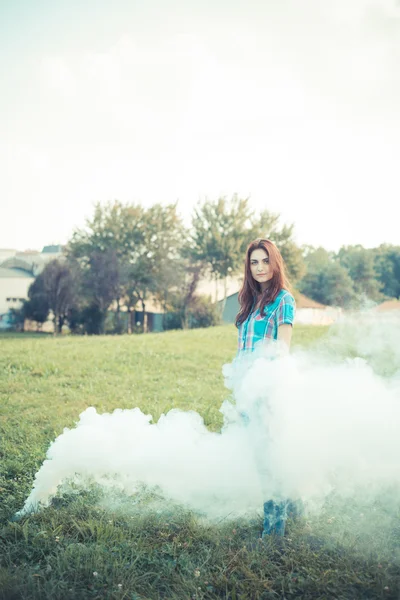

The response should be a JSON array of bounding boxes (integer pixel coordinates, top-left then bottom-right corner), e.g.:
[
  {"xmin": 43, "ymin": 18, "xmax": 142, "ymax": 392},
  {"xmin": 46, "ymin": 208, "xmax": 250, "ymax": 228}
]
[{"xmin": 250, "ymin": 248, "xmax": 273, "ymax": 286}]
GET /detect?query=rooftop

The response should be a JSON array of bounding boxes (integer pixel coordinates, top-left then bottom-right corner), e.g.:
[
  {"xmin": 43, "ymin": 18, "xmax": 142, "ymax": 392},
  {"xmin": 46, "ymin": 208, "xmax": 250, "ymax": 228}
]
[
  {"xmin": 374, "ymin": 299, "xmax": 400, "ymax": 312},
  {"xmin": 296, "ymin": 293, "xmax": 327, "ymax": 309},
  {"xmin": 0, "ymin": 267, "xmax": 34, "ymax": 279}
]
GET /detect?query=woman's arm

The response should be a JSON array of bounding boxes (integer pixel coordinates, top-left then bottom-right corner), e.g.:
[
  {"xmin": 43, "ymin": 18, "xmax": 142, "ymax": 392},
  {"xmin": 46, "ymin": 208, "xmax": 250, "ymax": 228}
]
[{"xmin": 277, "ymin": 323, "xmax": 293, "ymax": 351}]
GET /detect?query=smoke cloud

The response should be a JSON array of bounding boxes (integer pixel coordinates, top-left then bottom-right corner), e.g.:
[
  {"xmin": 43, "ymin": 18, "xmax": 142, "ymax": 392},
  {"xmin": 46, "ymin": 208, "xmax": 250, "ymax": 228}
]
[{"xmin": 14, "ymin": 312, "xmax": 400, "ymax": 525}]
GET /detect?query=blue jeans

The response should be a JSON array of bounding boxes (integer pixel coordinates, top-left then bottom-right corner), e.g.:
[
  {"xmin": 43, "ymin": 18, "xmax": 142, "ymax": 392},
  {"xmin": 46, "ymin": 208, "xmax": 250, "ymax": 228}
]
[
  {"xmin": 263, "ymin": 499, "xmax": 288, "ymax": 536},
  {"xmin": 263, "ymin": 498, "xmax": 304, "ymax": 537},
  {"xmin": 240, "ymin": 411, "xmax": 303, "ymax": 537}
]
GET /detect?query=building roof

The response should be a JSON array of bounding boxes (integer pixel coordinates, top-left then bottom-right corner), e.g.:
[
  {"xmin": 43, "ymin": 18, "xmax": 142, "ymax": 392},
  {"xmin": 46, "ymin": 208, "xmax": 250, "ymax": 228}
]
[
  {"xmin": 374, "ymin": 299, "xmax": 400, "ymax": 312},
  {"xmin": 42, "ymin": 245, "xmax": 63, "ymax": 253},
  {"xmin": 0, "ymin": 267, "xmax": 34, "ymax": 279},
  {"xmin": 295, "ymin": 293, "xmax": 327, "ymax": 309}
]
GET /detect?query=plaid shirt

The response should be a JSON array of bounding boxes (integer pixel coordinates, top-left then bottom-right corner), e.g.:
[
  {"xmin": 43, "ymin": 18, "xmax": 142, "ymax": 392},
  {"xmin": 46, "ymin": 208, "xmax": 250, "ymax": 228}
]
[{"xmin": 237, "ymin": 289, "xmax": 295, "ymax": 355}]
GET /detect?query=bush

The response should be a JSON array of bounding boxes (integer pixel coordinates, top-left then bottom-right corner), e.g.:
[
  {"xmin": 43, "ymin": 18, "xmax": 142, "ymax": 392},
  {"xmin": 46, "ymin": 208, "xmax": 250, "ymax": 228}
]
[
  {"xmin": 162, "ymin": 311, "xmax": 184, "ymax": 331},
  {"xmin": 8, "ymin": 308, "xmax": 25, "ymax": 332},
  {"xmin": 188, "ymin": 295, "xmax": 220, "ymax": 329},
  {"xmin": 66, "ymin": 306, "xmax": 85, "ymax": 334},
  {"xmin": 162, "ymin": 295, "xmax": 220, "ymax": 330},
  {"xmin": 80, "ymin": 304, "xmax": 106, "ymax": 335}
]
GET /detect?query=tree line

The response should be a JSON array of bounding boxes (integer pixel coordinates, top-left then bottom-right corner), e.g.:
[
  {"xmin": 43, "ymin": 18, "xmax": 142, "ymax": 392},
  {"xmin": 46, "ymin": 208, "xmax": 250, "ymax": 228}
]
[{"xmin": 15, "ymin": 196, "xmax": 400, "ymax": 335}]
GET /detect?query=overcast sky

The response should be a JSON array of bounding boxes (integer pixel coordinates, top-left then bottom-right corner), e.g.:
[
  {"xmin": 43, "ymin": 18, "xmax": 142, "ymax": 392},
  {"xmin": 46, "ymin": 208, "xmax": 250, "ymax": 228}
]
[{"xmin": 1, "ymin": 0, "xmax": 400, "ymax": 253}]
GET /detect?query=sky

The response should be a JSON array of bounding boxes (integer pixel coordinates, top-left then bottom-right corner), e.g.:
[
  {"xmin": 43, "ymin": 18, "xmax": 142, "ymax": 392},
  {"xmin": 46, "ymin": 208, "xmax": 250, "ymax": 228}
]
[{"xmin": 1, "ymin": 0, "xmax": 400, "ymax": 253}]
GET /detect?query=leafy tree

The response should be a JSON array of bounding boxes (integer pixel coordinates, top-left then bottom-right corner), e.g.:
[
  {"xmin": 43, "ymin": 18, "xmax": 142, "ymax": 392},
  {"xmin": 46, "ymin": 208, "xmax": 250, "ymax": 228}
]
[
  {"xmin": 82, "ymin": 250, "xmax": 120, "ymax": 334},
  {"xmin": 67, "ymin": 200, "xmax": 186, "ymax": 333},
  {"xmin": 131, "ymin": 203, "xmax": 186, "ymax": 331},
  {"xmin": 299, "ymin": 262, "xmax": 356, "ymax": 307},
  {"xmin": 68, "ymin": 202, "xmax": 147, "ymax": 332},
  {"xmin": 156, "ymin": 257, "xmax": 204, "ymax": 330},
  {"xmin": 374, "ymin": 244, "xmax": 400, "ymax": 299},
  {"xmin": 302, "ymin": 246, "xmax": 336, "ymax": 270},
  {"xmin": 189, "ymin": 196, "xmax": 304, "ymax": 316},
  {"xmin": 41, "ymin": 259, "xmax": 79, "ymax": 335},
  {"xmin": 337, "ymin": 245, "xmax": 382, "ymax": 302},
  {"xmin": 68, "ymin": 201, "xmax": 146, "ymax": 262},
  {"xmin": 23, "ymin": 275, "xmax": 50, "ymax": 330},
  {"xmin": 299, "ymin": 247, "xmax": 356, "ymax": 307},
  {"xmin": 259, "ymin": 220, "xmax": 305, "ymax": 284},
  {"xmin": 189, "ymin": 196, "xmax": 254, "ymax": 305}
]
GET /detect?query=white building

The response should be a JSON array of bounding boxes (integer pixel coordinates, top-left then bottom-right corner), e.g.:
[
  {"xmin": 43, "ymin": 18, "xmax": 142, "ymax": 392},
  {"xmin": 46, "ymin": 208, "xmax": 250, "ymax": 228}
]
[
  {"xmin": 294, "ymin": 293, "xmax": 342, "ymax": 325},
  {"xmin": 0, "ymin": 245, "xmax": 62, "ymax": 329},
  {"xmin": 0, "ymin": 267, "xmax": 34, "ymax": 329}
]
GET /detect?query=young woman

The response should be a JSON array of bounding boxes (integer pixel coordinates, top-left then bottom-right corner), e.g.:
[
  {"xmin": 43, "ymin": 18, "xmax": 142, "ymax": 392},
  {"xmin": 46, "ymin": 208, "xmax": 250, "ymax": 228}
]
[
  {"xmin": 235, "ymin": 238, "xmax": 297, "ymax": 538},
  {"xmin": 235, "ymin": 238, "xmax": 295, "ymax": 356}
]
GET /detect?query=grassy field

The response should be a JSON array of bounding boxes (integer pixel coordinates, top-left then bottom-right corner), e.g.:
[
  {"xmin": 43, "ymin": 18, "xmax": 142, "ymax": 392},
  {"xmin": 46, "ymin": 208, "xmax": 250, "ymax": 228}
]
[{"xmin": 0, "ymin": 325, "xmax": 399, "ymax": 599}]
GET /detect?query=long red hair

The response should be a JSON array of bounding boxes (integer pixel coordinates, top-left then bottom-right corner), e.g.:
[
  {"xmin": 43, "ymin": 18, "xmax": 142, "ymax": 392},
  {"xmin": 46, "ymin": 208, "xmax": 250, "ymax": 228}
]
[{"xmin": 235, "ymin": 238, "xmax": 292, "ymax": 327}]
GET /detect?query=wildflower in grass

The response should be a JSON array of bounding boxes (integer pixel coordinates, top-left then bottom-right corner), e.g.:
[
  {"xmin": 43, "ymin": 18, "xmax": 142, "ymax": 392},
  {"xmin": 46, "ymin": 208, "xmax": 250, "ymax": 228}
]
[
  {"xmin": 93, "ymin": 572, "xmax": 98, "ymax": 577},
  {"xmin": 384, "ymin": 586, "xmax": 389, "ymax": 591},
  {"xmin": 118, "ymin": 584, "xmax": 122, "ymax": 588},
  {"xmin": 194, "ymin": 569, "xmax": 200, "ymax": 577},
  {"xmin": 55, "ymin": 536, "xmax": 60, "ymax": 542}
]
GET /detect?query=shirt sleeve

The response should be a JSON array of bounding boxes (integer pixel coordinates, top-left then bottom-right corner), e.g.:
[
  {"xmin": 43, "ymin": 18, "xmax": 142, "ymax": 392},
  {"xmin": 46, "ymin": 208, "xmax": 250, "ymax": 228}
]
[{"xmin": 277, "ymin": 293, "xmax": 296, "ymax": 327}]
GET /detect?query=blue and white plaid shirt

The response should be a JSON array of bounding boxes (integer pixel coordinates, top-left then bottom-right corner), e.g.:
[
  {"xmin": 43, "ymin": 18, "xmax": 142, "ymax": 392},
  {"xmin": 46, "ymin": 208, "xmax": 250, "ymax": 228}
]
[{"xmin": 237, "ymin": 289, "xmax": 296, "ymax": 356}]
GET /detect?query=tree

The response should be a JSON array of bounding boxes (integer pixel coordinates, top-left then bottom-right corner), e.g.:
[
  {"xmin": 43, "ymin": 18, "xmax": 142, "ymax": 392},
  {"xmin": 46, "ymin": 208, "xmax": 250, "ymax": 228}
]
[
  {"xmin": 258, "ymin": 219, "xmax": 305, "ymax": 284},
  {"xmin": 82, "ymin": 250, "xmax": 120, "ymax": 334},
  {"xmin": 299, "ymin": 247, "xmax": 356, "ymax": 307},
  {"xmin": 67, "ymin": 200, "xmax": 187, "ymax": 333},
  {"xmin": 190, "ymin": 195, "xmax": 249, "ymax": 280},
  {"xmin": 299, "ymin": 262, "xmax": 356, "ymax": 307},
  {"xmin": 189, "ymin": 195, "xmax": 262, "ymax": 318},
  {"xmin": 158, "ymin": 257, "xmax": 205, "ymax": 330},
  {"xmin": 337, "ymin": 245, "xmax": 382, "ymax": 302},
  {"xmin": 302, "ymin": 246, "xmax": 335, "ymax": 270},
  {"xmin": 23, "ymin": 275, "xmax": 50, "ymax": 330},
  {"xmin": 68, "ymin": 201, "xmax": 146, "ymax": 262},
  {"xmin": 374, "ymin": 244, "xmax": 400, "ymax": 299},
  {"xmin": 69, "ymin": 201, "xmax": 148, "ymax": 333},
  {"xmin": 41, "ymin": 259, "xmax": 79, "ymax": 335},
  {"xmin": 133, "ymin": 203, "xmax": 186, "ymax": 331},
  {"xmin": 189, "ymin": 196, "xmax": 304, "ymax": 316}
]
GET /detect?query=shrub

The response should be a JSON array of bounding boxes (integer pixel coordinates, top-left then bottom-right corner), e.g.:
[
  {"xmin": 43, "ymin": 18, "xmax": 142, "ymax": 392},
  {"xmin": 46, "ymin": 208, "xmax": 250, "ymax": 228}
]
[{"xmin": 188, "ymin": 295, "xmax": 220, "ymax": 329}]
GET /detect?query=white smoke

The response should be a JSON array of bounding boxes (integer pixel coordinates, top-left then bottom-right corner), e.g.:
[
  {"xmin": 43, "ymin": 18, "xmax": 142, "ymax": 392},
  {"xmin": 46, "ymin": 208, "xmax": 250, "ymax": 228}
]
[{"xmin": 15, "ymin": 312, "xmax": 400, "ymax": 520}]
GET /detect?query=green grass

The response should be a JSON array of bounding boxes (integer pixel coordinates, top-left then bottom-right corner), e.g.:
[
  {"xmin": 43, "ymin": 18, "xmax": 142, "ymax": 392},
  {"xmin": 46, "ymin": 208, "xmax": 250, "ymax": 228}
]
[{"xmin": 0, "ymin": 325, "xmax": 399, "ymax": 599}]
